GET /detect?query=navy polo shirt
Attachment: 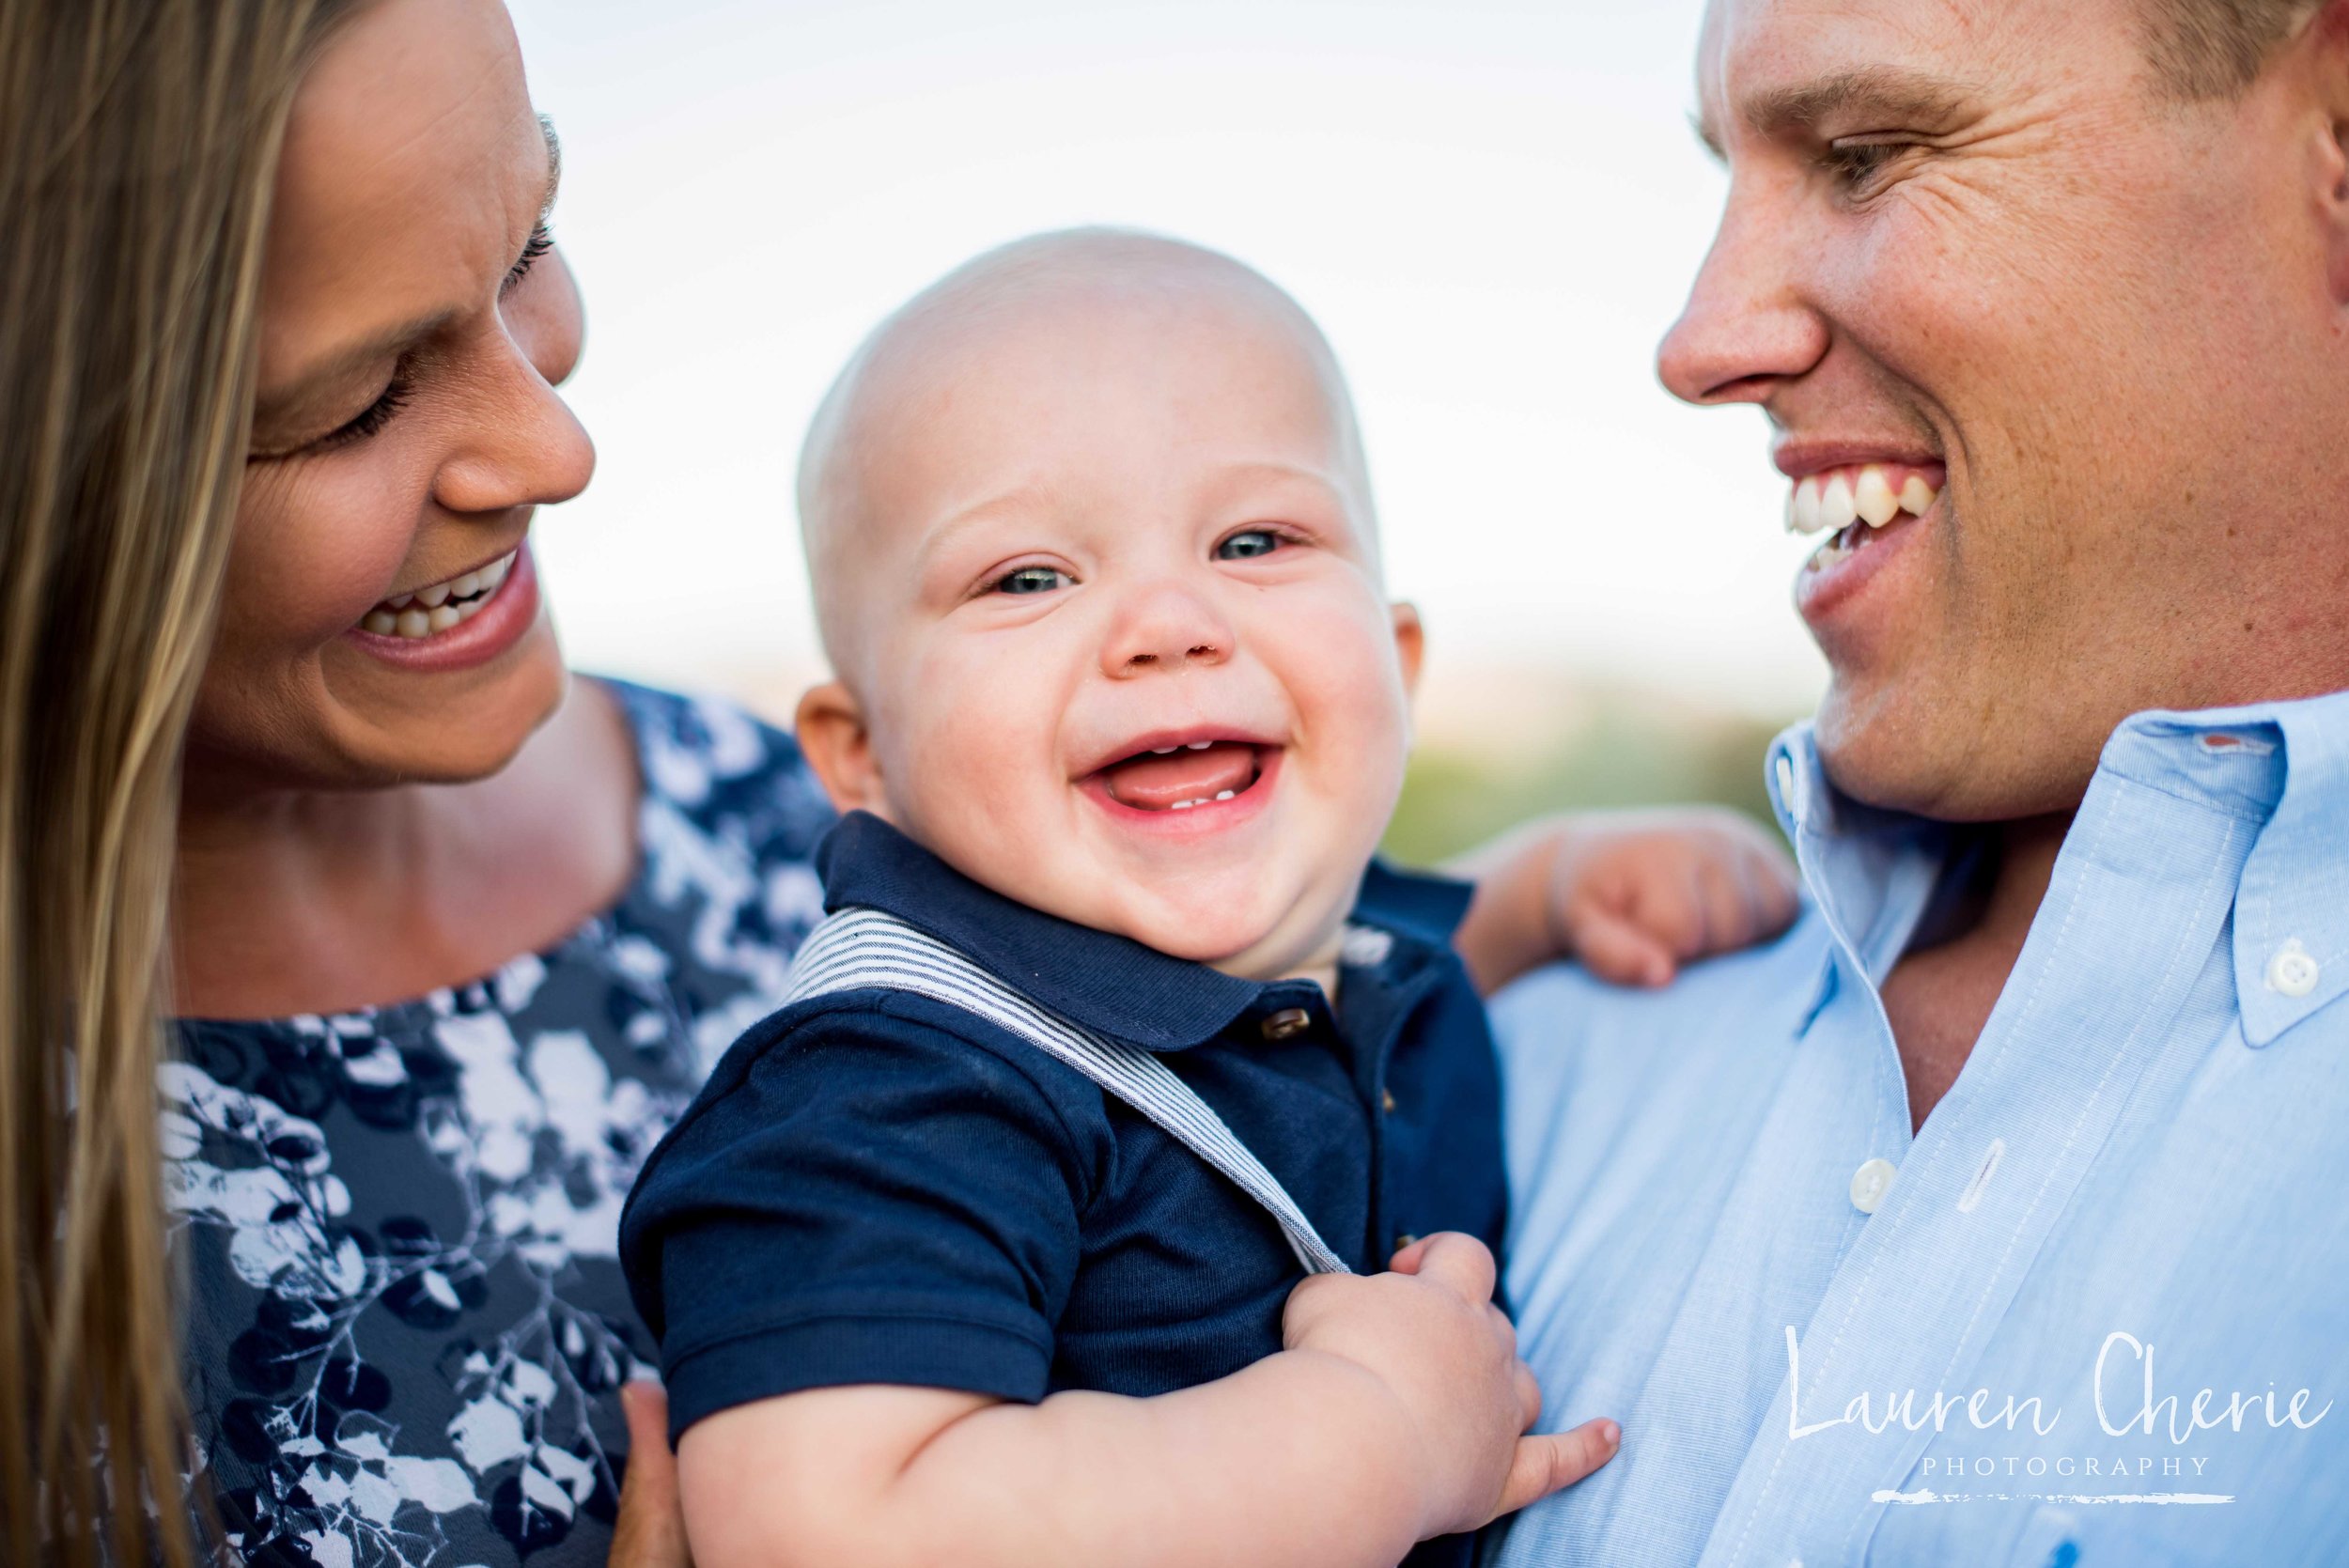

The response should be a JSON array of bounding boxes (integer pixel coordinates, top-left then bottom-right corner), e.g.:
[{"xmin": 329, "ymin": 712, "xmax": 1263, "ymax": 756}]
[{"xmin": 620, "ymin": 812, "xmax": 1506, "ymax": 1567}]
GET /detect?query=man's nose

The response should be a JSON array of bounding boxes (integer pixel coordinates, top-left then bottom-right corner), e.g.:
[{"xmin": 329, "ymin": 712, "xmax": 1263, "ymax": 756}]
[
  {"xmin": 1656, "ymin": 186, "xmax": 1829, "ymax": 408},
  {"xmin": 1099, "ymin": 582, "xmax": 1235, "ymax": 678}
]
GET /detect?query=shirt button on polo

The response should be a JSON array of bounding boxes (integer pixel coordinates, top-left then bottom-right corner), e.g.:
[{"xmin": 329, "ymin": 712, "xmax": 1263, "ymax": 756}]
[
  {"xmin": 1394, "ymin": 1233, "xmax": 1420, "ymax": 1254},
  {"xmin": 1849, "ymin": 1157, "xmax": 1897, "ymax": 1215},
  {"xmin": 1381, "ymin": 1087, "xmax": 1398, "ymax": 1115},
  {"xmin": 2266, "ymin": 941, "xmax": 2321, "ymax": 999},
  {"xmin": 1260, "ymin": 1007, "xmax": 1313, "ymax": 1042}
]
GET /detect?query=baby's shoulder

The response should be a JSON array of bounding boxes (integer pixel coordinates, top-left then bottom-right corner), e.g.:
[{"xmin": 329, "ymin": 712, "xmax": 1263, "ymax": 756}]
[{"xmin": 682, "ymin": 986, "xmax": 1121, "ymax": 1160}]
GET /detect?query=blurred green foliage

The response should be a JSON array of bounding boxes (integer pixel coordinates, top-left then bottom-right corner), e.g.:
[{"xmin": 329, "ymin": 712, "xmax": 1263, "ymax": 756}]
[{"xmin": 1381, "ymin": 695, "xmax": 1798, "ymax": 867}]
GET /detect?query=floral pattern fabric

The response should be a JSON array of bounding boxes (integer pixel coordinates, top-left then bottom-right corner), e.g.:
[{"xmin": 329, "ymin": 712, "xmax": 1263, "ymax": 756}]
[{"xmin": 168, "ymin": 682, "xmax": 832, "ymax": 1568}]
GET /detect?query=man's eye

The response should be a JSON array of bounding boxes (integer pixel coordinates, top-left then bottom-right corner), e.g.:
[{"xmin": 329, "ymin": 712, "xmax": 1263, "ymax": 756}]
[
  {"xmin": 991, "ymin": 566, "xmax": 1071, "ymax": 595},
  {"xmin": 1821, "ymin": 140, "xmax": 1905, "ymax": 190},
  {"xmin": 1216, "ymin": 529, "xmax": 1283, "ymax": 561}
]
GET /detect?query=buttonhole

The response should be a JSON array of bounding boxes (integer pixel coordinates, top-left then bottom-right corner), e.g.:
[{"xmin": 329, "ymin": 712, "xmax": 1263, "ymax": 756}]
[
  {"xmin": 1956, "ymin": 1138, "xmax": 2005, "ymax": 1215},
  {"xmin": 2198, "ymin": 732, "xmax": 2275, "ymax": 755}
]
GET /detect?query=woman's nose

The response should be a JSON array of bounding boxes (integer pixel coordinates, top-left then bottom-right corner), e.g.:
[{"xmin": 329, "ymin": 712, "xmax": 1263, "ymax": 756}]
[
  {"xmin": 1099, "ymin": 582, "xmax": 1236, "ymax": 678},
  {"xmin": 1656, "ymin": 182, "xmax": 1829, "ymax": 409},
  {"xmin": 433, "ymin": 321, "xmax": 597, "ymax": 518}
]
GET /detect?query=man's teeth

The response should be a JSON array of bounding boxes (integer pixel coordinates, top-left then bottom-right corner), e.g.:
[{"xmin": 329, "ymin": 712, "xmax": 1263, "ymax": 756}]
[
  {"xmin": 359, "ymin": 551, "xmax": 516, "ymax": 638},
  {"xmin": 1785, "ymin": 464, "xmax": 1940, "ymax": 536}
]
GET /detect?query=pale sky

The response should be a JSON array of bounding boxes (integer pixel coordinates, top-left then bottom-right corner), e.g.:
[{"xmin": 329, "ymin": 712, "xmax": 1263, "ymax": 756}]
[{"xmin": 505, "ymin": 0, "xmax": 1827, "ymax": 722}]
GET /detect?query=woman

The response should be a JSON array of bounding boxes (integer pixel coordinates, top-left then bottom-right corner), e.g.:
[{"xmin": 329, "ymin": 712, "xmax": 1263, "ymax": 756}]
[
  {"xmin": 8, "ymin": 1, "xmax": 830, "ymax": 1562},
  {"xmin": 4, "ymin": 4, "xmax": 1788, "ymax": 1563}
]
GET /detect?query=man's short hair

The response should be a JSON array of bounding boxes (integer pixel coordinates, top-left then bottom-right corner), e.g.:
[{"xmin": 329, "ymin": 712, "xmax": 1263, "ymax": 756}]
[{"xmin": 2144, "ymin": 0, "xmax": 2321, "ymax": 97}]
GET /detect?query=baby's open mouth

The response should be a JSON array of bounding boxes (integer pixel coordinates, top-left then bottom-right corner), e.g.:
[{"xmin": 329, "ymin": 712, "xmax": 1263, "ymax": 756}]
[
  {"xmin": 355, "ymin": 548, "xmax": 518, "ymax": 639},
  {"xmin": 1093, "ymin": 740, "xmax": 1267, "ymax": 813}
]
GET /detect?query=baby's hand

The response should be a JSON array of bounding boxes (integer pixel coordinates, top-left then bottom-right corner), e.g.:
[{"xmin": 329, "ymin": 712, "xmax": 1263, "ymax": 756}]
[
  {"xmin": 1452, "ymin": 807, "xmax": 1798, "ymax": 993},
  {"xmin": 1281, "ymin": 1233, "xmax": 1619, "ymax": 1541},
  {"xmin": 1546, "ymin": 807, "xmax": 1798, "ymax": 987}
]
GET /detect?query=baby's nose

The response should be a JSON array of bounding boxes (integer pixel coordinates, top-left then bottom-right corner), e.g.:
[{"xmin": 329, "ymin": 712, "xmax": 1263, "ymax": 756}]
[{"xmin": 1100, "ymin": 584, "xmax": 1234, "ymax": 677}]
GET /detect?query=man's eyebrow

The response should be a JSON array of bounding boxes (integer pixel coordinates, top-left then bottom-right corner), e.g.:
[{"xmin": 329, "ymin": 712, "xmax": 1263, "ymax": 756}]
[{"xmin": 1741, "ymin": 65, "xmax": 1978, "ymax": 140}]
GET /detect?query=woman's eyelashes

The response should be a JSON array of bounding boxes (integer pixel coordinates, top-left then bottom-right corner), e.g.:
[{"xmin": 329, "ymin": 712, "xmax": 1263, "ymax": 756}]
[
  {"xmin": 504, "ymin": 224, "xmax": 554, "ymax": 295},
  {"xmin": 298, "ymin": 227, "xmax": 556, "ymax": 455},
  {"xmin": 311, "ymin": 374, "xmax": 413, "ymax": 452}
]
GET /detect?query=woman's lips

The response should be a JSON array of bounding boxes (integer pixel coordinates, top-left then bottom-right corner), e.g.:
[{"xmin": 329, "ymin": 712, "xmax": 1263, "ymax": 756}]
[{"xmin": 345, "ymin": 540, "xmax": 542, "ymax": 672}]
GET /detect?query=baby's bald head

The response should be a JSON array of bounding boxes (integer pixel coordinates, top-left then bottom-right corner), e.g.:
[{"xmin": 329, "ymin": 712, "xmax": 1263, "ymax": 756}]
[{"xmin": 796, "ymin": 229, "xmax": 1377, "ymax": 685}]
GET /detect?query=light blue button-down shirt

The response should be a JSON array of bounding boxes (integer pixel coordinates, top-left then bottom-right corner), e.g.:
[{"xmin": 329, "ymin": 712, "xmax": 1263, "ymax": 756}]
[{"xmin": 1491, "ymin": 693, "xmax": 2349, "ymax": 1568}]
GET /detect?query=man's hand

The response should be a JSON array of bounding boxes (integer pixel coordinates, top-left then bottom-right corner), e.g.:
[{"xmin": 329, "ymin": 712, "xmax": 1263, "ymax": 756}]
[
  {"xmin": 1282, "ymin": 1233, "xmax": 1620, "ymax": 1540},
  {"xmin": 610, "ymin": 1381, "xmax": 691, "ymax": 1568}
]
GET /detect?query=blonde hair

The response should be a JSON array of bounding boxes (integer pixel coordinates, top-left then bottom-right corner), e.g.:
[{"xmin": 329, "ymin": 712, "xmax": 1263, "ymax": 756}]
[{"xmin": 0, "ymin": 0, "xmax": 361, "ymax": 1560}]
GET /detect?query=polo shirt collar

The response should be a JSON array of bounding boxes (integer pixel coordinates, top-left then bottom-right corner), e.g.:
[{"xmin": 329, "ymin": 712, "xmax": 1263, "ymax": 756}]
[{"xmin": 814, "ymin": 811, "xmax": 1329, "ymax": 1052}]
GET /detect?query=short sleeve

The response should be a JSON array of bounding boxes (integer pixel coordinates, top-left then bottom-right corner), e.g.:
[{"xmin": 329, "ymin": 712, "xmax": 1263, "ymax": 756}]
[{"xmin": 617, "ymin": 992, "xmax": 1102, "ymax": 1438}]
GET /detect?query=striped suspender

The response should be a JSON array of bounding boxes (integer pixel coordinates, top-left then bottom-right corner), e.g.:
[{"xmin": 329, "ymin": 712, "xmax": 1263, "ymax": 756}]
[{"xmin": 784, "ymin": 907, "xmax": 1353, "ymax": 1277}]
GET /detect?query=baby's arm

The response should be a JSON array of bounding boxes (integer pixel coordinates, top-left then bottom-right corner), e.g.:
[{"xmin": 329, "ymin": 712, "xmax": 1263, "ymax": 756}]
[
  {"xmin": 1451, "ymin": 807, "xmax": 1799, "ymax": 994},
  {"xmin": 676, "ymin": 1234, "xmax": 1616, "ymax": 1568}
]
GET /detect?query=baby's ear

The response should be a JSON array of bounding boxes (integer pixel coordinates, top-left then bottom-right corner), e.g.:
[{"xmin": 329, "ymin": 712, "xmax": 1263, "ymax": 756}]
[
  {"xmin": 1390, "ymin": 601, "xmax": 1425, "ymax": 698},
  {"xmin": 795, "ymin": 680, "xmax": 890, "ymax": 816}
]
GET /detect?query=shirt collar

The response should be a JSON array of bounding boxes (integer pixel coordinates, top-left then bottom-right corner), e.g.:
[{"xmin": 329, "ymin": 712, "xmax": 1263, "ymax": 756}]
[
  {"xmin": 812, "ymin": 812, "xmax": 1466, "ymax": 1052},
  {"xmin": 1767, "ymin": 688, "xmax": 2349, "ymax": 1046}
]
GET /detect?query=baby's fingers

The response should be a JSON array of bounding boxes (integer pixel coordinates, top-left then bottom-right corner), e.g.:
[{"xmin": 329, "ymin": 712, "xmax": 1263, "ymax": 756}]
[
  {"xmin": 1565, "ymin": 903, "xmax": 1678, "ymax": 988},
  {"xmin": 1490, "ymin": 1418, "xmax": 1623, "ymax": 1520}
]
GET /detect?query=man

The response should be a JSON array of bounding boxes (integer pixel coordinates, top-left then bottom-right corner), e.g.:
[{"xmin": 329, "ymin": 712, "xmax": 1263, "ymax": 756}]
[{"xmin": 1494, "ymin": 0, "xmax": 2349, "ymax": 1563}]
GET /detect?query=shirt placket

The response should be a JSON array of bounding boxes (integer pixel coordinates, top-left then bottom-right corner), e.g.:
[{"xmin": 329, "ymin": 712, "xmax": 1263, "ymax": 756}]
[{"xmin": 1699, "ymin": 769, "xmax": 2259, "ymax": 1568}]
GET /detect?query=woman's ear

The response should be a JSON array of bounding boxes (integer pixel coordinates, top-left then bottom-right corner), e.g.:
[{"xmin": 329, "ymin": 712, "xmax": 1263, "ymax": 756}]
[
  {"xmin": 1391, "ymin": 601, "xmax": 1426, "ymax": 699},
  {"xmin": 795, "ymin": 681, "xmax": 892, "ymax": 819}
]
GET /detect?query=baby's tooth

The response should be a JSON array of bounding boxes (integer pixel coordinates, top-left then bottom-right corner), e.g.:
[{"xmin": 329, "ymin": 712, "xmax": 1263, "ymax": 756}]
[
  {"xmin": 1172, "ymin": 800, "xmax": 1197, "ymax": 810},
  {"xmin": 1187, "ymin": 741, "xmax": 1212, "ymax": 750},
  {"xmin": 1153, "ymin": 747, "xmax": 1177, "ymax": 754},
  {"xmin": 1821, "ymin": 473, "xmax": 1859, "ymax": 532},
  {"xmin": 1214, "ymin": 790, "xmax": 1236, "ymax": 800},
  {"xmin": 1793, "ymin": 478, "xmax": 1826, "ymax": 536},
  {"xmin": 416, "ymin": 582, "xmax": 452, "ymax": 609},
  {"xmin": 484, "ymin": 554, "xmax": 512, "ymax": 586},
  {"xmin": 363, "ymin": 611, "xmax": 397, "ymax": 635},
  {"xmin": 1854, "ymin": 467, "xmax": 1900, "ymax": 527},
  {"xmin": 1899, "ymin": 475, "xmax": 1937, "ymax": 516},
  {"xmin": 451, "ymin": 570, "xmax": 482, "ymax": 598},
  {"xmin": 389, "ymin": 594, "xmax": 414, "ymax": 611},
  {"xmin": 427, "ymin": 604, "xmax": 460, "ymax": 633},
  {"xmin": 396, "ymin": 609, "xmax": 430, "ymax": 638},
  {"xmin": 456, "ymin": 598, "xmax": 483, "ymax": 623}
]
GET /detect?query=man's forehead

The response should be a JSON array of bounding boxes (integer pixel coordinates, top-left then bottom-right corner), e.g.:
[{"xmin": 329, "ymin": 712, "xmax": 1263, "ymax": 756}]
[{"xmin": 1692, "ymin": 0, "xmax": 2105, "ymax": 150}]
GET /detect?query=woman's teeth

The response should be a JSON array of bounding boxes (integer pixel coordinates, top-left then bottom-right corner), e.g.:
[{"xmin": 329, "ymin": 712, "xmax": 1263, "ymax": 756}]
[
  {"xmin": 1787, "ymin": 463, "xmax": 1942, "ymax": 573},
  {"xmin": 358, "ymin": 550, "xmax": 516, "ymax": 638}
]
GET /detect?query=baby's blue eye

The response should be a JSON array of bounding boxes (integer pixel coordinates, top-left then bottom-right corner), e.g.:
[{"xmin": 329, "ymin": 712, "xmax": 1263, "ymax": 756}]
[
  {"xmin": 993, "ymin": 566, "xmax": 1071, "ymax": 595},
  {"xmin": 1216, "ymin": 529, "xmax": 1283, "ymax": 561}
]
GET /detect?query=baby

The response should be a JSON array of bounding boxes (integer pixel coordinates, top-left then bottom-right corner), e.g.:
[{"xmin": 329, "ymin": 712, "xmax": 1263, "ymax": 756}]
[{"xmin": 619, "ymin": 230, "xmax": 1794, "ymax": 1568}]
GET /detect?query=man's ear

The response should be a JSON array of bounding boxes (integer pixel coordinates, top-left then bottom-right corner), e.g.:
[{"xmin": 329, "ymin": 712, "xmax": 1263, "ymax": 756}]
[
  {"xmin": 1391, "ymin": 600, "xmax": 1425, "ymax": 699},
  {"xmin": 2307, "ymin": 0, "xmax": 2349, "ymax": 302},
  {"xmin": 795, "ymin": 680, "xmax": 892, "ymax": 819}
]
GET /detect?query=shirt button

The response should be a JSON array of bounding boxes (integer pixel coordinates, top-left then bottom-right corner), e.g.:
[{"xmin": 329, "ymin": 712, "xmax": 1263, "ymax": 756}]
[
  {"xmin": 1393, "ymin": 1233, "xmax": 1420, "ymax": 1254},
  {"xmin": 2266, "ymin": 941, "xmax": 2320, "ymax": 999},
  {"xmin": 1380, "ymin": 1088, "xmax": 1398, "ymax": 1115},
  {"xmin": 1260, "ymin": 1007, "xmax": 1313, "ymax": 1042},
  {"xmin": 1849, "ymin": 1157, "xmax": 1897, "ymax": 1215}
]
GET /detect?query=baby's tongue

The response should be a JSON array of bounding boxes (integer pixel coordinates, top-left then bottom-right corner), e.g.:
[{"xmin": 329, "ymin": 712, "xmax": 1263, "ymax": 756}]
[{"xmin": 1099, "ymin": 743, "xmax": 1257, "ymax": 810}]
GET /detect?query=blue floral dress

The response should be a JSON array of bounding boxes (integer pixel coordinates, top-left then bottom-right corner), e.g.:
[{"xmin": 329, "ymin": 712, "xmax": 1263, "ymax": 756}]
[{"xmin": 167, "ymin": 683, "xmax": 833, "ymax": 1568}]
